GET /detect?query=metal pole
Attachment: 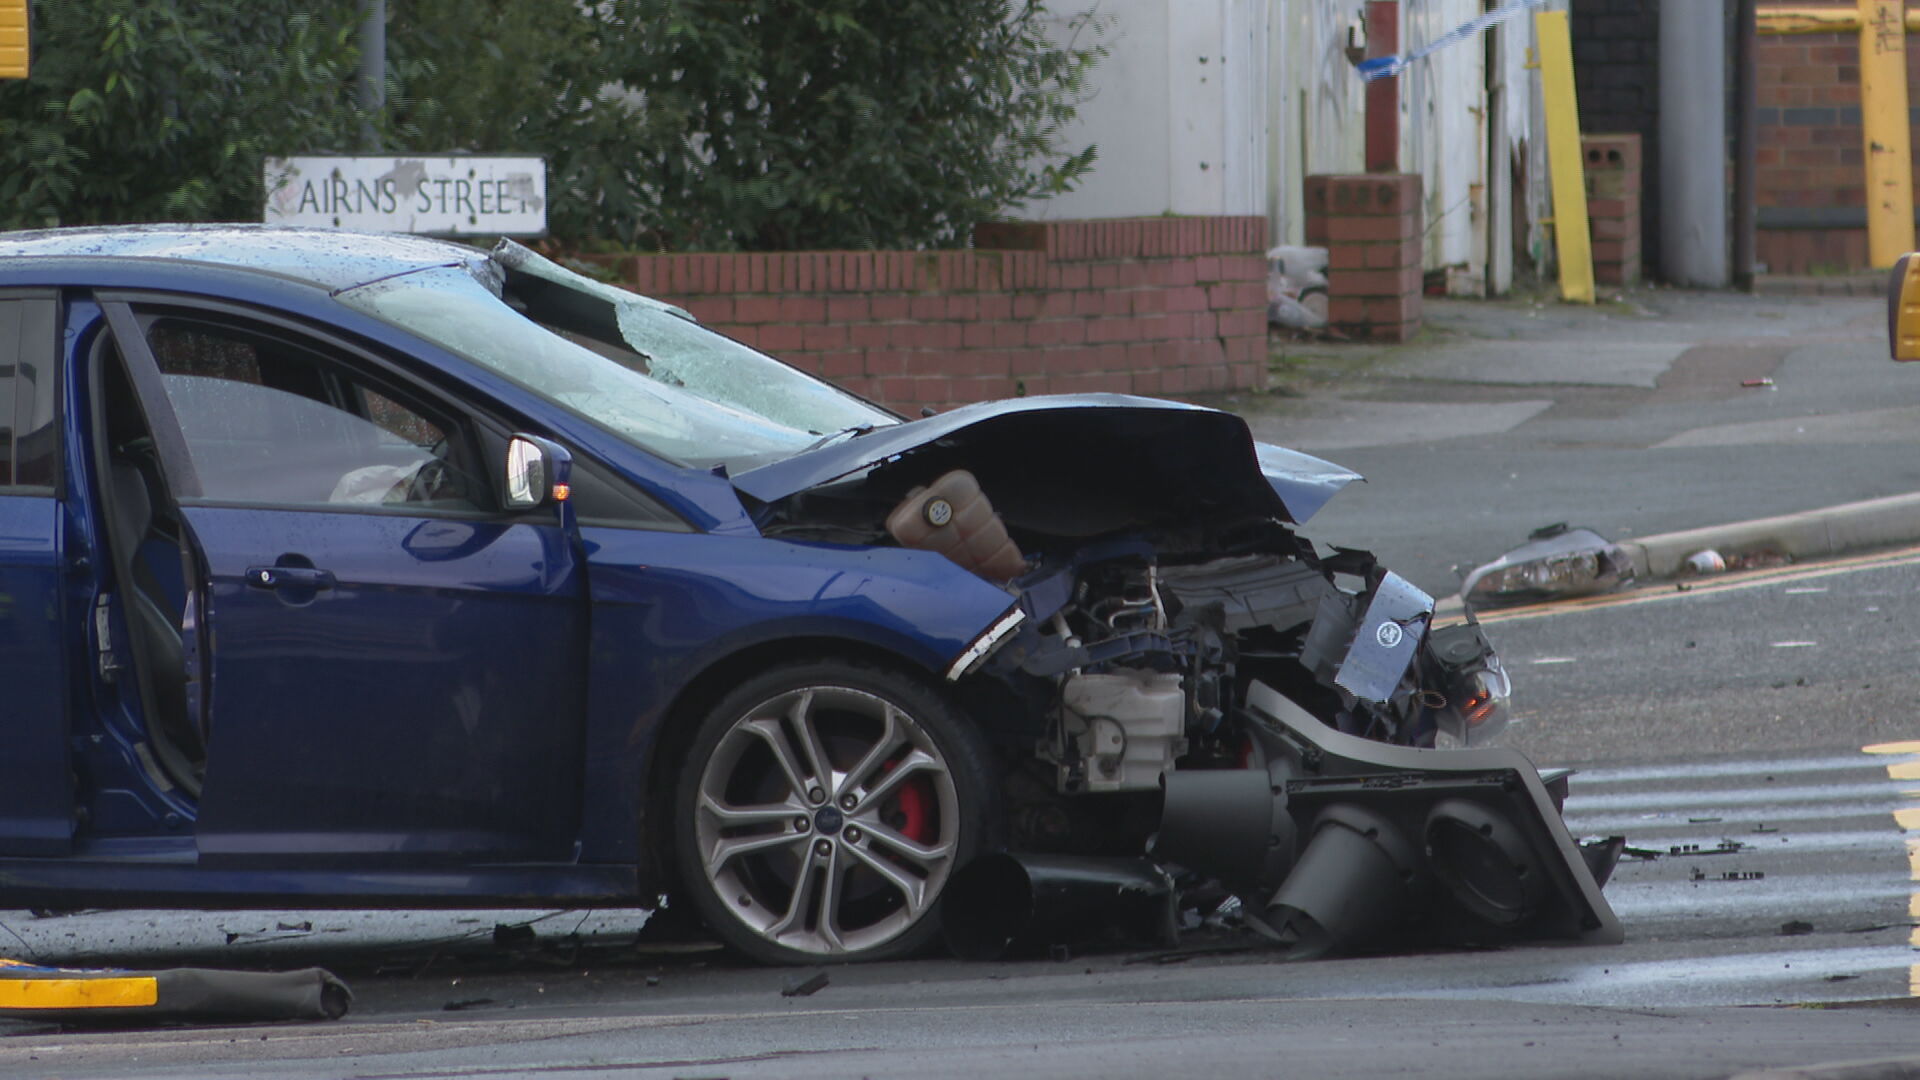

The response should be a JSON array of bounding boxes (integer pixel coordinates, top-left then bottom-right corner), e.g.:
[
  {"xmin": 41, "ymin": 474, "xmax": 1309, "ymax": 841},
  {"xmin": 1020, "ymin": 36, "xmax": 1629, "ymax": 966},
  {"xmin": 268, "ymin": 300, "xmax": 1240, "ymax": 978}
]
[
  {"xmin": 357, "ymin": 0, "xmax": 386, "ymax": 151},
  {"xmin": 1858, "ymin": 0, "xmax": 1914, "ymax": 268},
  {"xmin": 1733, "ymin": 0, "xmax": 1758, "ymax": 290},
  {"xmin": 1658, "ymin": 0, "xmax": 1729, "ymax": 287}
]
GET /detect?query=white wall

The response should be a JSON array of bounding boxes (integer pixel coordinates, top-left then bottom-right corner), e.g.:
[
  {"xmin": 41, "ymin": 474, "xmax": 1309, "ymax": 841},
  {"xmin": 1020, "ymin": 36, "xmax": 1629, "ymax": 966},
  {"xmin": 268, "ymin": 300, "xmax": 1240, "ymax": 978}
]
[
  {"xmin": 1020, "ymin": 0, "xmax": 1558, "ymax": 294},
  {"xmin": 1269, "ymin": 0, "xmax": 1368, "ymax": 244},
  {"xmin": 1024, "ymin": 0, "xmax": 1270, "ymax": 219}
]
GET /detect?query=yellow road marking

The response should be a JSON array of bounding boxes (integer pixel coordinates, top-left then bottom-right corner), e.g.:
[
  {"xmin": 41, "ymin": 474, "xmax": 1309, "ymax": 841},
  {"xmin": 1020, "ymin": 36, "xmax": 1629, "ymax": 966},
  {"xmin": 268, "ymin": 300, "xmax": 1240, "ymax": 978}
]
[{"xmin": 0, "ymin": 976, "xmax": 158, "ymax": 1010}]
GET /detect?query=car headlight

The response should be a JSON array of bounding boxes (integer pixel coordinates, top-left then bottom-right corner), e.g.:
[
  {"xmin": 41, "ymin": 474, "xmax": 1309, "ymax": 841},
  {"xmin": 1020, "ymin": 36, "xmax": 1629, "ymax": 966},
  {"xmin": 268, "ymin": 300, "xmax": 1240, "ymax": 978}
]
[
  {"xmin": 1433, "ymin": 659, "xmax": 1512, "ymax": 749},
  {"xmin": 1461, "ymin": 524, "xmax": 1634, "ymax": 615}
]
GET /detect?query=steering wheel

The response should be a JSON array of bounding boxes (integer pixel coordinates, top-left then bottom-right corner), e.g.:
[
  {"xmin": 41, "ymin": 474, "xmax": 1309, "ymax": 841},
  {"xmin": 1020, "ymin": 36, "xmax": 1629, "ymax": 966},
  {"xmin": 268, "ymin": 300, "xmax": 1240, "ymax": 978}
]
[{"xmin": 402, "ymin": 457, "xmax": 458, "ymax": 504}]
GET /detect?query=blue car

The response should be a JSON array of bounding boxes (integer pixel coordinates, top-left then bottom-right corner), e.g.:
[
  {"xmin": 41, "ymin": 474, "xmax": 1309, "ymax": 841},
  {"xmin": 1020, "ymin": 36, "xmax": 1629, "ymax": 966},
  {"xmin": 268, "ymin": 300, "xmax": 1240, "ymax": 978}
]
[{"xmin": 0, "ymin": 225, "xmax": 1557, "ymax": 965}]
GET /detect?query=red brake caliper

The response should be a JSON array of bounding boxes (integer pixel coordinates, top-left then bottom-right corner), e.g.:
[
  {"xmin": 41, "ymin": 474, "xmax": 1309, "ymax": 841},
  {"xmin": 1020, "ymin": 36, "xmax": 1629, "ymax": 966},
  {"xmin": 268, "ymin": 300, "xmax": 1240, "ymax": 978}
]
[{"xmin": 880, "ymin": 758, "xmax": 935, "ymax": 845}]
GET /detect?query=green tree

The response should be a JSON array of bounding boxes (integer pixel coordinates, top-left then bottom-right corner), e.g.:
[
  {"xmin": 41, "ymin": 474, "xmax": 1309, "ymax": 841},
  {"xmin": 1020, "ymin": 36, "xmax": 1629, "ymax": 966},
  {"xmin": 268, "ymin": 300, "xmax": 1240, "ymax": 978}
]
[
  {"xmin": 393, "ymin": 0, "xmax": 1105, "ymax": 251},
  {"xmin": 0, "ymin": 1, "xmax": 369, "ymax": 228},
  {"xmin": 1, "ymin": 1, "xmax": 1103, "ymax": 250}
]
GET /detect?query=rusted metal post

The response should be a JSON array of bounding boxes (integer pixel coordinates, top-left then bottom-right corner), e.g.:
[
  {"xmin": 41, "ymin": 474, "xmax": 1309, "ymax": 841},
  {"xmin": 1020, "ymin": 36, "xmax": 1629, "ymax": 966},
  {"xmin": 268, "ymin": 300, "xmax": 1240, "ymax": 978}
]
[
  {"xmin": 1364, "ymin": 0, "xmax": 1399, "ymax": 173},
  {"xmin": 1735, "ymin": 0, "xmax": 1758, "ymax": 288},
  {"xmin": 1858, "ymin": 0, "xmax": 1914, "ymax": 268}
]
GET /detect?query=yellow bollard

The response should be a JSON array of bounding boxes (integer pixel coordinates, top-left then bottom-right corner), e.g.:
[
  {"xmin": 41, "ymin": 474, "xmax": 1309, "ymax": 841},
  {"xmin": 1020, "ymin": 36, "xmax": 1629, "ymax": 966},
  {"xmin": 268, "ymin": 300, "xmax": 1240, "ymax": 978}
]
[
  {"xmin": 0, "ymin": 0, "xmax": 26, "ymax": 80},
  {"xmin": 1859, "ymin": 0, "xmax": 1915, "ymax": 269},
  {"xmin": 1536, "ymin": 10, "xmax": 1595, "ymax": 304}
]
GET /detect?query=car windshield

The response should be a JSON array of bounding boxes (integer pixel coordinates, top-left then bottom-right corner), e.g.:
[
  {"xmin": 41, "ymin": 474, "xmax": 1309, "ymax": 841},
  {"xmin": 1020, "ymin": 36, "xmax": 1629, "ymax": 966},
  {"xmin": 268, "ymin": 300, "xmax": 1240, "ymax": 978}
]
[{"xmin": 334, "ymin": 243, "xmax": 896, "ymax": 473}]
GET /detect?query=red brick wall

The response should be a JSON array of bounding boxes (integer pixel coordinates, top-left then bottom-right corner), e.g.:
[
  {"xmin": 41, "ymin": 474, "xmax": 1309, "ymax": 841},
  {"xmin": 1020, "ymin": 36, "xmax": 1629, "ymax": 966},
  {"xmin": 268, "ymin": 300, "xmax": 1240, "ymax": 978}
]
[
  {"xmin": 1585, "ymin": 133, "xmax": 1643, "ymax": 286},
  {"xmin": 585, "ymin": 218, "xmax": 1269, "ymax": 413},
  {"xmin": 1756, "ymin": 27, "xmax": 1920, "ymax": 273},
  {"xmin": 1305, "ymin": 174, "xmax": 1421, "ymax": 343}
]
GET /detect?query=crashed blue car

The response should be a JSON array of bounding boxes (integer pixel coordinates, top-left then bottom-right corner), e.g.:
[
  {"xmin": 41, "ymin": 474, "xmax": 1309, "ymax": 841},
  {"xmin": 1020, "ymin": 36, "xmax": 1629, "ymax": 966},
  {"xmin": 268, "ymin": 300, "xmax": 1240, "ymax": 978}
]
[{"xmin": 0, "ymin": 226, "xmax": 1615, "ymax": 965}]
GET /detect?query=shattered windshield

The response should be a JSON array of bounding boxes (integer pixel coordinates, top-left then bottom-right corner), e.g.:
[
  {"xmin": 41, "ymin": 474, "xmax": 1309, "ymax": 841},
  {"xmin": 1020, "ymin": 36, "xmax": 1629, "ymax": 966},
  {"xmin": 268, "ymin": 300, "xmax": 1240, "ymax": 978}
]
[{"xmin": 334, "ymin": 243, "xmax": 895, "ymax": 473}]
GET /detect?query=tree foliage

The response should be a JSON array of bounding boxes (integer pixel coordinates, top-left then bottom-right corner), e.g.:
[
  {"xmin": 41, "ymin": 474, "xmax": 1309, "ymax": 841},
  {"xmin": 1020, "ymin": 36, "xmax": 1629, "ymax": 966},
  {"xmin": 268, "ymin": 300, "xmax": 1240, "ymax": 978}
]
[
  {"xmin": 1, "ymin": 0, "xmax": 1105, "ymax": 250},
  {"xmin": 394, "ymin": 0, "xmax": 1105, "ymax": 251},
  {"xmin": 0, "ymin": 1, "xmax": 369, "ymax": 228}
]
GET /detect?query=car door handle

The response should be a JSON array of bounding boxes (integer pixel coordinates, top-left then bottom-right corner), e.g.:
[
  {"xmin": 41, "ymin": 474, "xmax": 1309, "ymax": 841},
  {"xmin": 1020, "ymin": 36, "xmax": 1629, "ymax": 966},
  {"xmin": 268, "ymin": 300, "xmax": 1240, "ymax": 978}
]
[{"xmin": 246, "ymin": 566, "xmax": 338, "ymax": 590}]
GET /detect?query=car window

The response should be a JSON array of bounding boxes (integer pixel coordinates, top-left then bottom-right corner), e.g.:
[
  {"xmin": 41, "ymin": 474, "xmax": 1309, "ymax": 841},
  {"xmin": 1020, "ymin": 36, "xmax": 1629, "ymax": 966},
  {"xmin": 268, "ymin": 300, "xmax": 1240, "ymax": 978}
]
[
  {"xmin": 336, "ymin": 250, "xmax": 899, "ymax": 474},
  {"xmin": 140, "ymin": 316, "xmax": 489, "ymax": 513},
  {"xmin": 0, "ymin": 296, "xmax": 60, "ymax": 492}
]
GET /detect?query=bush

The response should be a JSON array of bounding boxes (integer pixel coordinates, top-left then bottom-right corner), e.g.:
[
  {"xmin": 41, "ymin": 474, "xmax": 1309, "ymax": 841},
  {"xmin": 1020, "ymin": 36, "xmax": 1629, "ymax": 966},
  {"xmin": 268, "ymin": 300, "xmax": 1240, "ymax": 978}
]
[
  {"xmin": 1, "ymin": 1, "xmax": 1104, "ymax": 250},
  {"xmin": 0, "ymin": 2, "xmax": 368, "ymax": 228},
  {"xmin": 389, "ymin": 0, "xmax": 1103, "ymax": 251}
]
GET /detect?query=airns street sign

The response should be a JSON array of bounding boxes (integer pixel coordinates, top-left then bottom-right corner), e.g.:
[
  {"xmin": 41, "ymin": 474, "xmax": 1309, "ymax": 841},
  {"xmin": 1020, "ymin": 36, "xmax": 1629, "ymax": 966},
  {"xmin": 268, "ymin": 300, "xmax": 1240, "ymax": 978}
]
[{"xmin": 265, "ymin": 156, "xmax": 547, "ymax": 237}]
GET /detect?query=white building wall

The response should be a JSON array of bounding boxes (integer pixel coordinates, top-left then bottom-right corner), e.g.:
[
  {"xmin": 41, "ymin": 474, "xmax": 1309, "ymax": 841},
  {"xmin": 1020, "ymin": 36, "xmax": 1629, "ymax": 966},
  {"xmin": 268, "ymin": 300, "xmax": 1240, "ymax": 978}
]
[
  {"xmin": 1021, "ymin": 0, "xmax": 1557, "ymax": 295},
  {"xmin": 1269, "ymin": 0, "xmax": 1368, "ymax": 245},
  {"xmin": 1026, "ymin": 0, "xmax": 1270, "ymax": 219}
]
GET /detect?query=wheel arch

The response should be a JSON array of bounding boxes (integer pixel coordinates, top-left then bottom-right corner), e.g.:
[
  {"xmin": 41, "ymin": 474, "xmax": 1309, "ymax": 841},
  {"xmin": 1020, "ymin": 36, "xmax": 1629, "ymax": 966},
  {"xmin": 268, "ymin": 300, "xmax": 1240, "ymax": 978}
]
[{"xmin": 637, "ymin": 632, "xmax": 954, "ymax": 890}]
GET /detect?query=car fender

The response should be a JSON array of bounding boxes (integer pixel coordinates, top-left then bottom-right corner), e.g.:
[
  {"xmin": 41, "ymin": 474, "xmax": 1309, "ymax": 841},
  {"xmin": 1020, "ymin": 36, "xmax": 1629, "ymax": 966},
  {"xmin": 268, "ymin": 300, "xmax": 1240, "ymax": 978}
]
[{"xmin": 574, "ymin": 527, "xmax": 1018, "ymax": 863}]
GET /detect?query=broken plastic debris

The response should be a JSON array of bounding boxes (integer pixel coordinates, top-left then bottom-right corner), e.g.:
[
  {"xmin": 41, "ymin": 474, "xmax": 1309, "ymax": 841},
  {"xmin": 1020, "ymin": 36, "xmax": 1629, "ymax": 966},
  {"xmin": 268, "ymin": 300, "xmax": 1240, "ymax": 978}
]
[
  {"xmin": 0, "ymin": 958, "xmax": 349, "ymax": 1024},
  {"xmin": 1460, "ymin": 524, "xmax": 1636, "ymax": 613},
  {"xmin": 1266, "ymin": 246, "xmax": 1329, "ymax": 330},
  {"xmin": 1741, "ymin": 377, "xmax": 1775, "ymax": 388},
  {"xmin": 1684, "ymin": 549, "xmax": 1727, "ymax": 575},
  {"xmin": 781, "ymin": 972, "xmax": 829, "ymax": 997}
]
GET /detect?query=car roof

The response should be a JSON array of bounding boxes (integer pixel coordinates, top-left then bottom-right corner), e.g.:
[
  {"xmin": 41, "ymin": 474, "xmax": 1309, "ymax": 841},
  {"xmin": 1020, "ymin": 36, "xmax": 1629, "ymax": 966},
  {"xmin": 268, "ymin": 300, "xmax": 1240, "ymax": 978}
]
[{"xmin": 0, "ymin": 224, "xmax": 491, "ymax": 292}]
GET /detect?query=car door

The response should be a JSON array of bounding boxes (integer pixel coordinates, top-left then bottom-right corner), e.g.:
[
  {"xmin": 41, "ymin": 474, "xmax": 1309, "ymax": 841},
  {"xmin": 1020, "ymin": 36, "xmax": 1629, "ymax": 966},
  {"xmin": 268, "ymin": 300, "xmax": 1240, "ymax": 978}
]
[
  {"xmin": 0, "ymin": 291, "xmax": 73, "ymax": 855},
  {"xmin": 99, "ymin": 295, "xmax": 589, "ymax": 865}
]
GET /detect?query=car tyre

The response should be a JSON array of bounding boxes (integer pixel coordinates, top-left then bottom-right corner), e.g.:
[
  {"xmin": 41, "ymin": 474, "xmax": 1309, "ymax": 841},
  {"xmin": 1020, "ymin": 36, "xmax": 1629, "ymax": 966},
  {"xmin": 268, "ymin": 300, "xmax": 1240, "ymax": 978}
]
[{"xmin": 671, "ymin": 660, "xmax": 995, "ymax": 964}]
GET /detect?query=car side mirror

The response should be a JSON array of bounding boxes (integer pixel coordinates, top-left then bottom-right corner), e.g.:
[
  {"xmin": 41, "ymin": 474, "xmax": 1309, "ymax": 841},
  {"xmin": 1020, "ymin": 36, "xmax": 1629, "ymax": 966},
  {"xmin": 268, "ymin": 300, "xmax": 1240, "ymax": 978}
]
[{"xmin": 505, "ymin": 434, "xmax": 573, "ymax": 511}]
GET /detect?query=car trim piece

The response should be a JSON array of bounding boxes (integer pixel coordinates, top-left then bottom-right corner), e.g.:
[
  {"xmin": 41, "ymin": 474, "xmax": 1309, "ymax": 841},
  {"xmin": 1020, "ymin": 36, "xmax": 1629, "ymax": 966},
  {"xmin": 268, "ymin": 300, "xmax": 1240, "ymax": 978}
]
[
  {"xmin": 98, "ymin": 300, "xmax": 203, "ymax": 498},
  {"xmin": 945, "ymin": 606, "xmax": 1027, "ymax": 682}
]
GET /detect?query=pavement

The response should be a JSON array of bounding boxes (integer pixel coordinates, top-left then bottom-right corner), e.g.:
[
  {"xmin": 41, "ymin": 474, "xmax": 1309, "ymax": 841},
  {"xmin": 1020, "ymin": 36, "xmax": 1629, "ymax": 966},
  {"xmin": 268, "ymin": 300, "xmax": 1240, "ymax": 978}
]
[{"xmin": 1203, "ymin": 281, "xmax": 1920, "ymax": 604}]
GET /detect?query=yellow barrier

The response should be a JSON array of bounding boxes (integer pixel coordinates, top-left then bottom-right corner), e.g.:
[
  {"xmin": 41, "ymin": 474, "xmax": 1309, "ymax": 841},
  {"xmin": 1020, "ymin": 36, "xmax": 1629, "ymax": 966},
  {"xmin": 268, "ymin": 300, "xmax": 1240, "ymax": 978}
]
[
  {"xmin": 1537, "ymin": 10, "xmax": 1594, "ymax": 304},
  {"xmin": 0, "ymin": 0, "xmax": 26, "ymax": 80}
]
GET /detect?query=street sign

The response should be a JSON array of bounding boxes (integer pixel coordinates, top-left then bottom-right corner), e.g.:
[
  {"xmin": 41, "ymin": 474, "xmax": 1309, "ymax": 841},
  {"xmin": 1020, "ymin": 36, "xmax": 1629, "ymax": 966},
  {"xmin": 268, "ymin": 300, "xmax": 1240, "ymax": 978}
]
[
  {"xmin": 264, "ymin": 156, "xmax": 547, "ymax": 236},
  {"xmin": 1, "ymin": 0, "xmax": 28, "ymax": 80}
]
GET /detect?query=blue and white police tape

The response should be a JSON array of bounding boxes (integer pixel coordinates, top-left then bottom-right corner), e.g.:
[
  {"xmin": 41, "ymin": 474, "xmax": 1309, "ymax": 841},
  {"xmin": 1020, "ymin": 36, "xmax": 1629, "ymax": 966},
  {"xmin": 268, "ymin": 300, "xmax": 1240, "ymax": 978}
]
[{"xmin": 1357, "ymin": 0, "xmax": 1551, "ymax": 81}]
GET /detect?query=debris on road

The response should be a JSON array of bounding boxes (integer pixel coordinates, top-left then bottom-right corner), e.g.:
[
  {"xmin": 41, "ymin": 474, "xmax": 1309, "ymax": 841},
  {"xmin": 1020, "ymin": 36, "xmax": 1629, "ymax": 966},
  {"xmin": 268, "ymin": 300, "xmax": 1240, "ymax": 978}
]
[
  {"xmin": 1781, "ymin": 920, "xmax": 1815, "ymax": 936},
  {"xmin": 1461, "ymin": 524, "xmax": 1636, "ymax": 611},
  {"xmin": 492, "ymin": 923, "xmax": 538, "ymax": 950},
  {"xmin": 781, "ymin": 972, "xmax": 829, "ymax": 998},
  {"xmin": 1669, "ymin": 840, "xmax": 1747, "ymax": 856},
  {"xmin": 0, "ymin": 958, "xmax": 349, "ymax": 1024},
  {"xmin": 943, "ymin": 691, "xmax": 1623, "ymax": 963},
  {"xmin": 1741, "ymin": 377, "xmax": 1775, "ymax": 388},
  {"xmin": 1684, "ymin": 549, "xmax": 1727, "ymax": 575}
]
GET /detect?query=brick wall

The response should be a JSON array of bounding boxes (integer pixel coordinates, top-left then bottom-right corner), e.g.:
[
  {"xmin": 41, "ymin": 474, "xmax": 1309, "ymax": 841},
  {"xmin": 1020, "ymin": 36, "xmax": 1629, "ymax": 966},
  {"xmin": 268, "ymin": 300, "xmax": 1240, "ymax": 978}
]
[
  {"xmin": 585, "ymin": 218, "xmax": 1269, "ymax": 413},
  {"xmin": 1584, "ymin": 133, "xmax": 1643, "ymax": 286},
  {"xmin": 1306, "ymin": 174, "xmax": 1422, "ymax": 343},
  {"xmin": 1752, "ymin": 28, "xmax": 1920, "ymax": 273}
]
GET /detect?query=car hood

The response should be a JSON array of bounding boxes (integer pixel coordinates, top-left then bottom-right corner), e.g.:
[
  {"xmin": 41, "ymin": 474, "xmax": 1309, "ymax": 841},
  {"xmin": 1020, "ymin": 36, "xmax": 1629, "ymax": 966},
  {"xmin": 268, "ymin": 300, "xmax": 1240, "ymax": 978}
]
[{"xmin": 731, "ymin": 394, "xmax": 1361, "ymax": 526}]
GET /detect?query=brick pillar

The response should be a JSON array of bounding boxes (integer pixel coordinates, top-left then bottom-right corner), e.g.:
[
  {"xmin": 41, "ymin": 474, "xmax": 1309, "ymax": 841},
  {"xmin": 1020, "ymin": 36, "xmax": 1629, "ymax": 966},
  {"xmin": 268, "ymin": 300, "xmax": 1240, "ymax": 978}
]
[
  {"xmin": 1364, "ymin": 0, "xmax": 1400, "ymax": 173},
  {"xmin": 1305, "ymin": 174, "xmax": 1423, "ymax": 343},
  {"xmin": 1584, "ymin": 133, "xmax": 1642, "ymax": 286}
]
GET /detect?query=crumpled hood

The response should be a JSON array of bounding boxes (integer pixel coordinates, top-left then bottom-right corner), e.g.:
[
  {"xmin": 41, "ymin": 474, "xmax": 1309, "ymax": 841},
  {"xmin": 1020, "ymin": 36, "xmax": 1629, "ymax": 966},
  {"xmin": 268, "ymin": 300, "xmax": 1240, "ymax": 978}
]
[{"xmin": 731, "ymin": 394, "xmax": 1361, "ymax": 527}]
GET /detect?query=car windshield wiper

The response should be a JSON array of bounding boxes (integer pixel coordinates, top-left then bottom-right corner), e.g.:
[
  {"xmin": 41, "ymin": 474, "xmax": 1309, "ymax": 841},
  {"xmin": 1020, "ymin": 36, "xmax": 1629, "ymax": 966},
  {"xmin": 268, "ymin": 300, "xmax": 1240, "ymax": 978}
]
[{"xmin": 804, "ymin": 424, "xmax": 875, "ymax": 451}]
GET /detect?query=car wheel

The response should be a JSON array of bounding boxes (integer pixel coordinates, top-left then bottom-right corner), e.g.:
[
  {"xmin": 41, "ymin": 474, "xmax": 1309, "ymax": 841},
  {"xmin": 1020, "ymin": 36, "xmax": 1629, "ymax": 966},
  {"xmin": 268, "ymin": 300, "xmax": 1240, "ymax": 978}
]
[{"xmin": 672, "ymin": 660, "xmax": 995, "ymax": 964}]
